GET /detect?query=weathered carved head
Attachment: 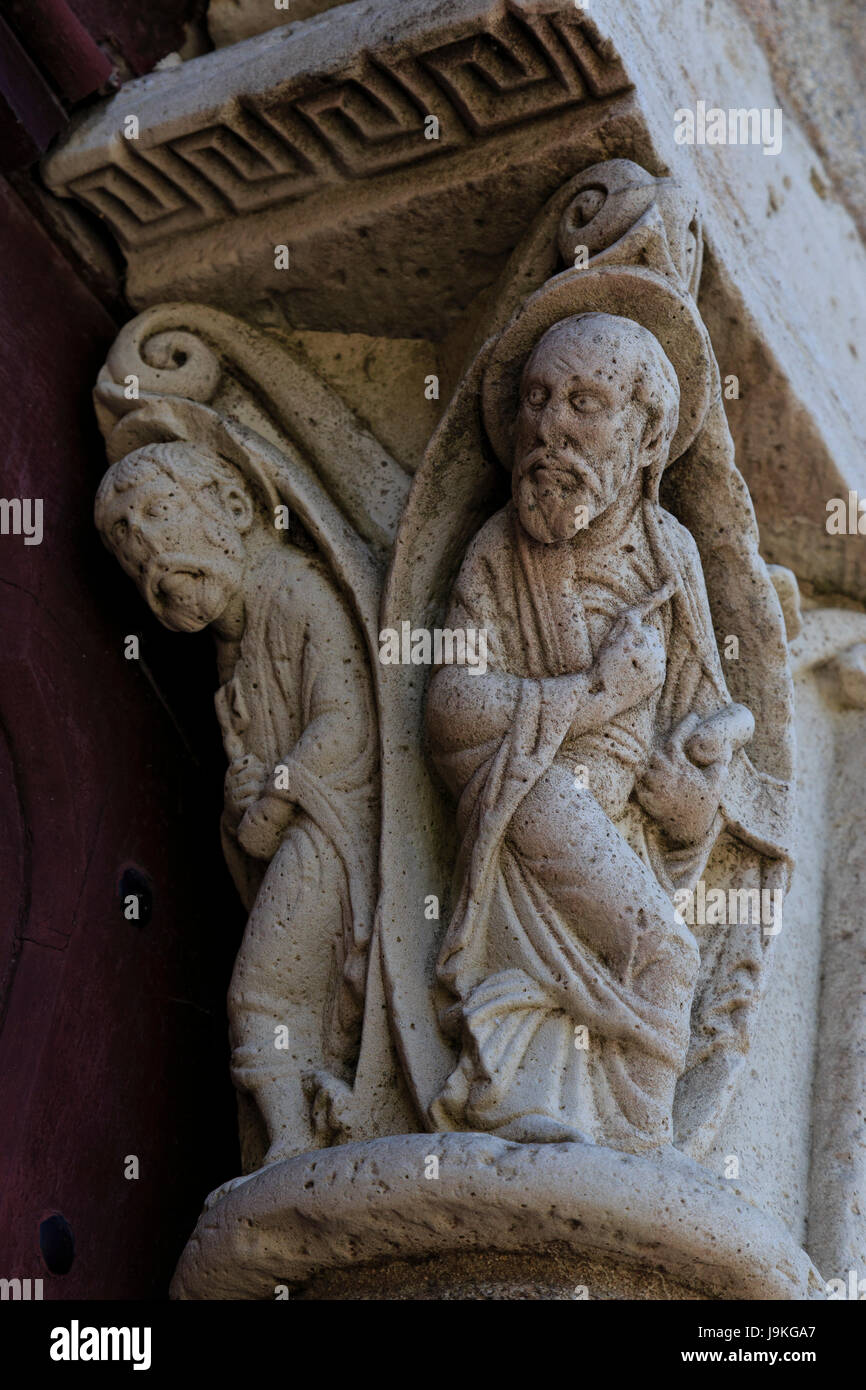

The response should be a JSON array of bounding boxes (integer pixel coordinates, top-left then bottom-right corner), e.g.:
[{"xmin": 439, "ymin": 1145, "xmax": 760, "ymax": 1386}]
[
  {"xmin": 95, "ymin": 440, "xmax": 267, "ymax": 633},
  {"xmin": 512, "ymin": 312, "xmax": 680, "ymax": 544}
]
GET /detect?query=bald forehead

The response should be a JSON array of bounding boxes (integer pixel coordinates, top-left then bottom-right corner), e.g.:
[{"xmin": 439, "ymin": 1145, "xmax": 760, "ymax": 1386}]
[
  {"xmin": 524, "ymin": 314, "xmax": 653, "ymax": 383},
  {"xmin": 96, "ymin": 463, "xmax": 183, "ymax": 533},
  {"xmin": 101, "ymin": 464, "xmax": 174, "ymax": 505}
]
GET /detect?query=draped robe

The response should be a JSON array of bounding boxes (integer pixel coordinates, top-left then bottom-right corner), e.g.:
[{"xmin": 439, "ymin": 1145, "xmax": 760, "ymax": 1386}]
[
  {"xmin": 215, "ymin": 545, "xmax": 379, "ymax": 1153},
  {"xmin": 426, "ymin": 499, "xmax": 787, "ymax": 1152}
]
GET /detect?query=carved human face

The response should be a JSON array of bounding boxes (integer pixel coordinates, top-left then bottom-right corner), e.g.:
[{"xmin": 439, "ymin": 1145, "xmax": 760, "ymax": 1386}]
[
  {"xmin": 100, "ymin": 465, "xmax": 250, "ymax": 633},
  {"xmin": 512, "ymin": 315, "xmax": 654, "ymax": 544}
]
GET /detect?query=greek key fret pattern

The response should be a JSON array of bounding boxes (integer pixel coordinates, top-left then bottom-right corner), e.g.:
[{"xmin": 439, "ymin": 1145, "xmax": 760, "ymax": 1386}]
[{"xmin": 64, "ymin": 10, "xmax": 630, "ymax": 247}]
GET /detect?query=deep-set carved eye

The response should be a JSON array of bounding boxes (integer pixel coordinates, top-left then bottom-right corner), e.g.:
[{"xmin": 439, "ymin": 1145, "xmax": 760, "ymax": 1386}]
[
  {"xmin": 569, "ymin": 393, "xmax": 604, "ymax": 414},
  {"xmin": 113, "ymin": 519, "xmax": 128, "ymax": 544},
  {"xmin": 524, "ymin": 385, "xmax": 548, "ymax": 408}
]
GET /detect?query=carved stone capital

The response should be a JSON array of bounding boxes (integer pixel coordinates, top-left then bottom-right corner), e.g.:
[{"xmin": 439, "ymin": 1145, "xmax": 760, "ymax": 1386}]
[{"xmin": 61, "ymin": 0, "xmax": 866, "ymax": 1302}]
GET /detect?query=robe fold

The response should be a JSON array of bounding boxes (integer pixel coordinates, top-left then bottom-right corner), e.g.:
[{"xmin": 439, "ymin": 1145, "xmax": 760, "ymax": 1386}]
[
  {"xmin": 215, "ymin": 546, "xmax": 379, "ymax": 1149},
  {"xmin": 427, "ymin": 501, "xmax": 789, "ymax": 1151}
]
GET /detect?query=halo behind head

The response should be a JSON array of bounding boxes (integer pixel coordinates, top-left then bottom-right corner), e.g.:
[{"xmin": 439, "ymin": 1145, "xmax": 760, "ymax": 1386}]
[{"xmin": 482, "ymin": 265, "xmax": 716, "ymax": 470}]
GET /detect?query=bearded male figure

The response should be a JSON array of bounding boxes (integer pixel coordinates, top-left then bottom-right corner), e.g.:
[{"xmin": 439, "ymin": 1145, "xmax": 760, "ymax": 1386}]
[
  {"xmin": 95, "ymin": 441, "xmax": 379, "ymax": 1166},
  {"xmin": 426, "ymin": 311, "xmax": 780, "ymax": 1153}
]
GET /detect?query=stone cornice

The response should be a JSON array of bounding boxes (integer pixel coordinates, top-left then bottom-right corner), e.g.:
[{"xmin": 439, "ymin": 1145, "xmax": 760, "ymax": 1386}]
[
  {"xmin": 43, "ymin": 0, "xmax": 630, "ymax": 251},
  {"xmin": 41, "ymin": 0, "xmax": 866, "ymax": 603}
]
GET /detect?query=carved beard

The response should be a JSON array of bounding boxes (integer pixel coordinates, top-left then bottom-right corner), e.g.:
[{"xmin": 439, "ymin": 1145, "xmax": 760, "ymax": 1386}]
[
  {"xmin": 514, "ymin": 447, "xmax": 603, "ymax": 544},
  {"xmin": 513, "ymin": 442, "xmax": 642, "ymax": 544}
]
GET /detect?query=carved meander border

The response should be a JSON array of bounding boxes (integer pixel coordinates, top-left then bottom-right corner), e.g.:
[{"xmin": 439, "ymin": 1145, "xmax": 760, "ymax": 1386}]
[{"xmin": 44, "ymin": 3, "xmax": 630, "ymax": 250}]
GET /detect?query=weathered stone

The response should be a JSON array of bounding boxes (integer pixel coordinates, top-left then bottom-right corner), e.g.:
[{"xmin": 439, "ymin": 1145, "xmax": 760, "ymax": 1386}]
[{"xmin": 47, "ymin": 0, "xmax": 866, "ymax": 1302}]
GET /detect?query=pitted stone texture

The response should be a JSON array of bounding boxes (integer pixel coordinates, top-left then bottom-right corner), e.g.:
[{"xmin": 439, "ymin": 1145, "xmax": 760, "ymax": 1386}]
[
  {"xmin": 43, "ymin": 0, "xmax": 866, "ymax": 604},
  {"xmin": 170, "ymin": 1133, "xmax": 821, "ymax": 1300},
  {"xmin": 381, "ymin": 164, "xmax": 794, "ymax": 1169},
  {"xmin": 734, "ymin": 0, "xmax": 866, "ymax": 242}
]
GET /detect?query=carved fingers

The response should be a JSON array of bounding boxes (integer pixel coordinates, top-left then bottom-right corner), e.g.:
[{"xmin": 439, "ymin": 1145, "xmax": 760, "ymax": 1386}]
[
  {"xmin": 237, "ymin": 793, "xmax": 294, "ymax": 861},
  {"xmin": 628, "ymin": 577, "xmax": 679, "ymax": 621},
  {"xmin": 683, "ymin": 702, "xmax": 755, "ymax": 766},
  {"xmin": 225, "ymin": 753, "xmax": 268, "ymax": 821},
  {"xmin": 637, "ymin": 712, "xmax": 729, "ymax": 846},
  {"xmin": 595, "ymin": 602, "xmax": 668, "ymax": 710}
]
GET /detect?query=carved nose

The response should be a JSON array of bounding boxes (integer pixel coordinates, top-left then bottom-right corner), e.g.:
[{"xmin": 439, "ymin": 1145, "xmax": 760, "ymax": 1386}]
[
  {"xmin": 536, "ymin": 401, "xmax": 568, "ymax": 452},
  {"xmin": 534, "ymin": 404, "xmax": 554, "ymax": 446}
]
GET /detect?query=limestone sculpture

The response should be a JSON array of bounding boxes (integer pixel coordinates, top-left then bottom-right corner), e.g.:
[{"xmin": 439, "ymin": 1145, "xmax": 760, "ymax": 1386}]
[
  {"xmin": 91, "ymin": 304, "xmax": 411, "ymax": 1172},
  {"xmin": 380, "ymin": 159, "xmax": 794, "ymax": 1163},
  {"xmin": 94, "ymin": 440, "xmax": 379, "ymax": 1166},
  {"xmin": 427, "ymin": 299, "xmax": 783, "ymax": 1150},
  {"xmin": 90, "ymin": 160, "xmax": 819, "ymax": 1300}
]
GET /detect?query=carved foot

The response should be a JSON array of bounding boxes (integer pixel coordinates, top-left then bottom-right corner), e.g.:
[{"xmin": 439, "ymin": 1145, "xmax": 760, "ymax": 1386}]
[
  {"xmin": 203, "ymin": 1168, "xmax": 267, "ymax": 1210},
  {"xmin": 674, "ymin": 1049, "xmax": 744, "ymax": 1160},
  {"xmin": 304, "ymin": 1068, "xmax": 355, "ymax": 1145}
]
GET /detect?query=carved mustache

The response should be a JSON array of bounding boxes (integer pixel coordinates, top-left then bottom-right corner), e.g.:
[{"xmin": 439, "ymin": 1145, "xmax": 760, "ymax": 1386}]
[{"xmin": 517, "ymin": 448, "xmax": 603, "ymax": 500}]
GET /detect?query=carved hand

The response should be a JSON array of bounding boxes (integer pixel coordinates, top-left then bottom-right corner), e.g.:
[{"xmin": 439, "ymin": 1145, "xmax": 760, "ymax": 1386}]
[
  {"xmin": 237, "ymin": 792, "xmax": 295, "ymax": 861},
  {"xmin": 636, "ymin": 710, "xmax": 734, "ymax": 846},
  {"xmin": 591, "ymin": 583, "xmax": 672, "ymax": 716},
  {"xmin": 224, "ymin": 753, "xmax": 268, "ymax": 823}
]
